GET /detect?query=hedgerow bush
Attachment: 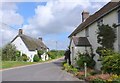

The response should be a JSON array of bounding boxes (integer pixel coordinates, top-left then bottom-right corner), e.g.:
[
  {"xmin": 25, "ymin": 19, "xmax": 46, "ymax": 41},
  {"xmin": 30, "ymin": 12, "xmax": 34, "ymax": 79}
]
[
  {"xmin": 101, "ymin": 50, "xmax": 120, "ymax": 74},
  {"xmin": 2, "ymin": 43, "xmax": 17, "ymax": 61},
  {"xmin": 76, "ymin": 53, "xmax": 95, "ymax": 69},
  {"xmin": 33, "ymin": 54, "xmax": 40, "ymax": 62},
  {"xmin": 47, "ymin": 50, "xmax": 65, "ymax": 59}
]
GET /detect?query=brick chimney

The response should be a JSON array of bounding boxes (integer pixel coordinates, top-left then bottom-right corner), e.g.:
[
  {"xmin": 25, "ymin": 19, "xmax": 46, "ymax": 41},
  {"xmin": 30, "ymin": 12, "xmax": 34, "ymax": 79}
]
[
  {"xmin": 38, "ymin": 37, "xmax": 42, "ymax": 41},
  {"xmin": 18, "ymin": 29, "xmax": 23, "ymax": 35},
  {"xmin": 82, "ymin": 10, "xmax": 89, "ymax": 22}
]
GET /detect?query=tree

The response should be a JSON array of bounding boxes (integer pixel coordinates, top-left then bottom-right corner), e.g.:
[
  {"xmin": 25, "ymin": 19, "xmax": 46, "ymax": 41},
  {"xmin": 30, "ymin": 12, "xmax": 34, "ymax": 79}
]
[
  {"xmin": 2, "ymin": 43, "xmax": 17, "ymax": 61},
  {"xmin": 97, "ymin": 24, "xmax": 116, "ymax": 50}
]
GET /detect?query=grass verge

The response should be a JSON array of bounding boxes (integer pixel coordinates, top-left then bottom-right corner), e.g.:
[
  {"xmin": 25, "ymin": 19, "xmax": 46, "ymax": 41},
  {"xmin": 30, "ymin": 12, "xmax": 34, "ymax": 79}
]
[
  {"xmin": 1, "ymin": 56, "xmax": 64, "ymax": 70},
  {"xmin": 2, "ymin": 61, "xmax": 37, "ymax": 69}
]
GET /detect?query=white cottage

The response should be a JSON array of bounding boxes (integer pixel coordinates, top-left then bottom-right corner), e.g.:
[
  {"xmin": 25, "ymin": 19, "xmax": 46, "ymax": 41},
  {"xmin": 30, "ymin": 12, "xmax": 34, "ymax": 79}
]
[
  {"xmin": 69, "ymin": 2, "xmax": 120, "ymax": 70},
  {"xmin": 11, "ymin": 29, "xmax": 49, "ymax": 62}
]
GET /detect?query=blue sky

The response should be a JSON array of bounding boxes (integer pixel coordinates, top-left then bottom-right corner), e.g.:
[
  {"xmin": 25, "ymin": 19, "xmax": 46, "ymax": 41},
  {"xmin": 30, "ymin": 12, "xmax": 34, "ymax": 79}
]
[{"xmin": 0, "ymin": 0, "xmax": 109, "ymax": 50}]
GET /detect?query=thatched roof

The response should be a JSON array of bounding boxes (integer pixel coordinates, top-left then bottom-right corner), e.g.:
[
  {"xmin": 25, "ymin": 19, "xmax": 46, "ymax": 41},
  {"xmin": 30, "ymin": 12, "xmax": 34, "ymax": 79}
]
[{"xmin": 11, "ymin": 34, "xmax": 48, "ymax": 51}]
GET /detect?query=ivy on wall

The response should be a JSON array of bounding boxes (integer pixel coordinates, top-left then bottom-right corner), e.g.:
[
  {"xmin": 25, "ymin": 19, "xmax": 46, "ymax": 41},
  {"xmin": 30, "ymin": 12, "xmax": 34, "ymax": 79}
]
[{"xmin": 97, "ymin": 24, "xmax": 116, "ymax": 50}]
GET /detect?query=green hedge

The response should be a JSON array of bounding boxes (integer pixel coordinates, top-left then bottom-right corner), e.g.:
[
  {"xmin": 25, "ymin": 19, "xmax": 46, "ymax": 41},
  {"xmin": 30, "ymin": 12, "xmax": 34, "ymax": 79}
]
[
  {"xmin": 101, "ymin": 50, "xmax": 120, "ymax": 74},
  {"xmin": 47, "ymin": 50, "xmax": 65, "ymax": 59},
  {"xmin": 76, "ymin": 53, "xmax": 95, "ymax": 69}
]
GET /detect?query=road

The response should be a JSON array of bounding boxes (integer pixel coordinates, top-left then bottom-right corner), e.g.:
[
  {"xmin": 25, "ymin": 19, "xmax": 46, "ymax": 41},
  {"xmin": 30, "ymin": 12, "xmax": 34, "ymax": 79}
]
[{"xmin": 2, "ymin": 58, "xmax": 82, "ymax": 81}]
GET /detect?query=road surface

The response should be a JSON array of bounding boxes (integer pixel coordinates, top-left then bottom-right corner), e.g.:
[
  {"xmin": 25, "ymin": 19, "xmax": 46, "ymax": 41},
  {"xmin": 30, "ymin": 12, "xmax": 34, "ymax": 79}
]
[{"xmin": 2, "ymin": 58, "xmax": 83, "ymax": 81}]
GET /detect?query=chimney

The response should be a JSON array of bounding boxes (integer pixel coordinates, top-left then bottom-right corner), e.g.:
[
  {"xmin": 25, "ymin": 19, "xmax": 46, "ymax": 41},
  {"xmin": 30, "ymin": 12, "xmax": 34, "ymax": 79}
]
[
  {"xmin": 38, "ymin": 37, "xmax": 42, "ymax": 41},
  {"xmin": 19, "ymin": 29, "xmax": 23, "ymax": 35},
  {"xmin": 82, "ymin": 10, "xmax": 89, "ymax": 22}
]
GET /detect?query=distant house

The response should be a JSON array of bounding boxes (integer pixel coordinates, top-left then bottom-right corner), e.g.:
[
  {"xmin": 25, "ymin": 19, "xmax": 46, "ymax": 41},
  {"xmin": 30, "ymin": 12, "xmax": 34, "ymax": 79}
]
[
  {"xmin": 11, "ymin": 29, "xmax": 49, "ymax": 62},
  {"xmin": 68, "ymin": 2, "xmax": 120, "ymax": 70}
]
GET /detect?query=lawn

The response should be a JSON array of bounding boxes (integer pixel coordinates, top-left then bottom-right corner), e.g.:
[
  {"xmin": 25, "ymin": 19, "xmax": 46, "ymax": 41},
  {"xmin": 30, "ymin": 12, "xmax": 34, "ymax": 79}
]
[{"xmin": 1, "ymin": 61, "xmax": 37, "ymax": 69}]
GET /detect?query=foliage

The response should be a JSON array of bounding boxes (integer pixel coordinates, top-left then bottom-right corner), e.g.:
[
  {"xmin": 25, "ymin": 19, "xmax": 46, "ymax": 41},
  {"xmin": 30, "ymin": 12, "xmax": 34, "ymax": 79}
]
[
  {"xmin": 0, "ymin": 48, "xmax": 2, "ymax": 60},
  {"xmin": 63, "ymin": 63, "xmax": 78, "ymax": 75},
  {"xmin": 37, "ymin": 50, "xmax": 44, "ymax": 59},
  {"xmin": 33, "ymin": 54, "xmax": 40, "ymax": 62},
  {"xmin": 2, "ymin": 43, "xmax": 17, "ymax": 61},
  {"xmin": 108, "ymin": 74, "xmax": 120, "ymax": 82},
  {"xmin": 90, "ymin": 78, "xmax": 106, "ymax": 83},
  {"xmin": 101, "ymin": 51, "xmax": 120, "ymax": 74},
  {"xmin": 96, "ymin": 47, "xmax": 115, "ymax": 57},
  {"xmin": 16, "ymin": 51, "xmax": 22, "ymax": 61},
  {"xmin": 22, "ymin": 53, "xmax": 29, "ymax": 61},
  {"xmin": 97, "ymin": 24, "xmax": 116, "ymax": 50},
  {"xmin": 47, "ymin": 50, "xmax": 65, "ymax": 59},
  {"xmin": 76, "ymin": 53, "xmax": 95, "ymax": 69}
]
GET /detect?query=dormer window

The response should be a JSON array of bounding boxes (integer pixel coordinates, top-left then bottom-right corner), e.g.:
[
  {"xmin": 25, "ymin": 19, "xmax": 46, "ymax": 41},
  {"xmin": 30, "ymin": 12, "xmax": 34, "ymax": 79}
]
[
  {"xmin": 118, "ymin": 10, "xmax": 120, "ymax": 24},
  {"xmin": 97, "ymin": 19, "xmax": 103, "ymax": 26}
]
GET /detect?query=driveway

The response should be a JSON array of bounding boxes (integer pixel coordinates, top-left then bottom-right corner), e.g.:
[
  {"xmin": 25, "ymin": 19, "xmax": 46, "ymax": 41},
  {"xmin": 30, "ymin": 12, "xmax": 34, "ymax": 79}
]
[{"xmin": 2, "ymin": 58, "xmax": 83, "ymax": 81}]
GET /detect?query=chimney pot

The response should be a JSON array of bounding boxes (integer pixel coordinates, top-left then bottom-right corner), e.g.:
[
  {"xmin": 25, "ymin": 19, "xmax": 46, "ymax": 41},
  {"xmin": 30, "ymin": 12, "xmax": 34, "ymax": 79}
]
[
  {"xmin": 19, "ymin": 29, "xmax": 23, "ymax": 35},
  {"xmin": 82, "ymin": 10, "xmax": 89, "ymax": 22}
]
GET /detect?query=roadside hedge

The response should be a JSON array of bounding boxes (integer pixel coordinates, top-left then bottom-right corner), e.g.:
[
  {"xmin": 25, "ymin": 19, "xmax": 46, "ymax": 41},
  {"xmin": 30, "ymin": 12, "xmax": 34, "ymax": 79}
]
[{"xmin": 101, "ymin": 50, "xmax": 120, "ymax": 74}]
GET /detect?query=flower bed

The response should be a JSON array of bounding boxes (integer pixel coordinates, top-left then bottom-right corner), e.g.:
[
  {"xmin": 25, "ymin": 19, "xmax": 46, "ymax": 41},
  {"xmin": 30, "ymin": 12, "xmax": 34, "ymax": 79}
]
[{"xmin": 62, "ymin": 62, "xmax": 120, "ymax": 82}]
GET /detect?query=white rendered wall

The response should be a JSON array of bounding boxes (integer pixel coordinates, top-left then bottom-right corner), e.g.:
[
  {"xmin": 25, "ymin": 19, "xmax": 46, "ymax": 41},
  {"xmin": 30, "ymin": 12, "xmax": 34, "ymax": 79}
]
[
  {"xmin": 12, "ymin": 37, "xmax": 37, "ymax": 62},
  {"xmin": 103, "ymin": 10, "xmax": 118, "ymax": 52}
]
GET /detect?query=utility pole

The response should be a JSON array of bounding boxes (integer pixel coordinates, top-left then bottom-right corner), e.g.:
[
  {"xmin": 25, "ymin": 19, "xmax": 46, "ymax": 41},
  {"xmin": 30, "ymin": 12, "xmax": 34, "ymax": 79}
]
[{"xmin": 56, "ymin": 41, "xmax": 57, "ymax": 51}]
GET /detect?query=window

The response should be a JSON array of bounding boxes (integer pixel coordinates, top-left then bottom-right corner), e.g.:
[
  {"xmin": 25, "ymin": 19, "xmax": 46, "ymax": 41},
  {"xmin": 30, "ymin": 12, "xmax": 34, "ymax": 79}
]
[
  {"xmin": 118, "ymin": 10, "xmax": 120, "ymax": 24},
  {"xmin": 85, "ymin": 28, "xmax": 89, "ymax": 37},
  {"xmin": 97, "ymin": 19, "xmax": 103, "ymax": 26}
]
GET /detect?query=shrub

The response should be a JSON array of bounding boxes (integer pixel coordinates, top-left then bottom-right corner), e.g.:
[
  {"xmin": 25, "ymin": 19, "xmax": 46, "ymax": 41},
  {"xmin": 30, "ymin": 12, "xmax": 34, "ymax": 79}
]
[
  {"xmin": 76, "ymin": 53, "xmax": 95, "ymax": 69},
  {"xmin": 37, "ymin": 50, "xmax": 44, "ymax": 59},
  {"xmin": 47, "ymin": 51, "xmax": 57, "ymax": 59},
  {"xmin": 2, "ymin": 43, "xmax": 17, "ymax": 61},
  {"xmin": 16, "ymin": 51, "xmax": 22, "ymax": 61},
  {"xmin": 47, "ymin": 50, "xmax": 65, "ymax": 59},
  {"xmin": 101, "ymin": 51, "xmax": 120, "ymax": 74},
  {"xmin": 91, "ymin": 78, "xmax": 106, "ymax": 83},
  {"xmin": 33, "ymin": 54, "xmax": 40, "ymax": 62},
  {"xmin": 63, "ymin": 63, "xmax": 72, "ymax": 72},
  {"xmin": 22, "ymin": 54, "xmax": 29, "ymax": 61},
  {"xmin": 63, "ymin": 63, "xmax": 78, "ymax": 75},
  {"xmin": 108, "ymin": 74, "xmax": 120, "ymax": 82}
]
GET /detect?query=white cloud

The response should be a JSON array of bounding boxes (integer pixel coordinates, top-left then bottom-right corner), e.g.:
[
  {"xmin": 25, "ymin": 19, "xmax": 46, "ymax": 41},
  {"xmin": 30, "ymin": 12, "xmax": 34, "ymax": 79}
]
[
  {"xmin": 0, "ymin": 2, "xmax": 24, "ymax": 47},
  {"xmin": 21, "ymin": 0, "xmax": 109, "ymax": 50},
  {"xmin": 0, "ymin": 2, "xmax": 24, "ymax": 26},
  {"xmin": 0, "ymin": 23, "xmax": 17, "ymax": 46},
  {"xmin": 0, "ymin": 1, "xmax": 109, "ymax": 50},
  {"xmin": 22, "ymin": 0, "xmax": 107, "ymax": 36}
]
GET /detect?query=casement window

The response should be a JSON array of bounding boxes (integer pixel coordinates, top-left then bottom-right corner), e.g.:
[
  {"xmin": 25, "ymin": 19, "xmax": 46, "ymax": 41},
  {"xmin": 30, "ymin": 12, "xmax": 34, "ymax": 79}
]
[
  {"xmin": 97, "ymin": 19, "xmax": 103, "ymax": 26},
  {"xmin": 118, "ymin": 10, "xmax": 120, "ymax": 24},
  {"xmin": 85, "ymin": 28, "xmax": 89, "ymax": 37}
]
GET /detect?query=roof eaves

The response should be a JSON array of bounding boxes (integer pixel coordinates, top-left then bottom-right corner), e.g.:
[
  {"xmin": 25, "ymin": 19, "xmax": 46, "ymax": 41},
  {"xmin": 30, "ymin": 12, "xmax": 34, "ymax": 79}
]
[{"xmin": 68, "ymin": 2, "xmax": 119, "ymax": 38}]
